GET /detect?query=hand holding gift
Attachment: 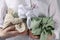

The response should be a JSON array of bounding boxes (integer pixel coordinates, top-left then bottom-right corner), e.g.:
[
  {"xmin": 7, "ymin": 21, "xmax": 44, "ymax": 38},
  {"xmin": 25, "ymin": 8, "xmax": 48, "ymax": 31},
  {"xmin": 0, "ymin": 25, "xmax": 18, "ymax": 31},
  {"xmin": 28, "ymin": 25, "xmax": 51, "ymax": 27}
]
[{"xmin": 2, "ymin": 8, "xmax": 27, "ymax": 33}]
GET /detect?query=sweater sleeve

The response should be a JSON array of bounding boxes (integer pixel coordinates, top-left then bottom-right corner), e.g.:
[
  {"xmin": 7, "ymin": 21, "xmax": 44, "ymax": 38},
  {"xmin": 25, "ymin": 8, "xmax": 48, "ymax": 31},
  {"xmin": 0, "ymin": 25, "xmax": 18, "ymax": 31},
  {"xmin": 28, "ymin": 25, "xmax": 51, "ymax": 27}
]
[
  {"xmin": 0, "ymin": 0, "xmax": 7, "ymax": 28},
  {"xmin": 50, "ymin": 0, "xmax": 60, "ymax": 39}
]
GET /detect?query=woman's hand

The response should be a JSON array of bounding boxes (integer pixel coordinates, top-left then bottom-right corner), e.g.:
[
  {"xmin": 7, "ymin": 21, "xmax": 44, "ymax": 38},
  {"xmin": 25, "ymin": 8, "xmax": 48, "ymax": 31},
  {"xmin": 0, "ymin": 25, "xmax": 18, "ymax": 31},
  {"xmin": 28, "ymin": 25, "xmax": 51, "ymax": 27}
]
[{"xmin": 0, "ymin": 25, "xmax": 20, "ymax": 39}]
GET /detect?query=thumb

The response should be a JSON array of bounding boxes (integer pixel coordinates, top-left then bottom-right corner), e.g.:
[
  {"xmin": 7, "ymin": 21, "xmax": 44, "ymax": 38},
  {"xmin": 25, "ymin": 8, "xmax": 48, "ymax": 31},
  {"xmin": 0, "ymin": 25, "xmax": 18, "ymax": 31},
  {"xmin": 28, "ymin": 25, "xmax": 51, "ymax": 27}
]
[{"xmin": 4, "ymin": 26, "xmax": 15, "ymax": 32}]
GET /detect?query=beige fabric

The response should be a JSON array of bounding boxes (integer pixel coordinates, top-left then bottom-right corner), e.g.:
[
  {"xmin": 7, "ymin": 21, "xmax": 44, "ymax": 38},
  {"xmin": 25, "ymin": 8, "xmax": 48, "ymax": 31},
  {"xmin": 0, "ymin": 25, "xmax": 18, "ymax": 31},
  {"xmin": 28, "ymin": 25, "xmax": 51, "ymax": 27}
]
[{"xmin": 3, "ymin": 8, "xmax": 26, "ymax": 33}]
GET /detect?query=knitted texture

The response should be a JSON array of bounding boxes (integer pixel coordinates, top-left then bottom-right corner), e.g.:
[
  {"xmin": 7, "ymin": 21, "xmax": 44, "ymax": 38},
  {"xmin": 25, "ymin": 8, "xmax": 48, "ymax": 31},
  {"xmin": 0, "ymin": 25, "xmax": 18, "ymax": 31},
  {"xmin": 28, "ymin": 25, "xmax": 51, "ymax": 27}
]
[{"xmin": 3, "ymin": 8, "xmax": 26, "ymax": 33}]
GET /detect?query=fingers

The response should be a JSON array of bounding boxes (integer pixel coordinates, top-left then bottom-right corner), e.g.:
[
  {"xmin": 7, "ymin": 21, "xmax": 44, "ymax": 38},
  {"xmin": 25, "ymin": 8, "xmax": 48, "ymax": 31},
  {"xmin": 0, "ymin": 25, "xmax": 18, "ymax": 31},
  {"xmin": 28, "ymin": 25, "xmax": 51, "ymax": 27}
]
[
  {"xmin": 0, "ymin": 28, "xmax": 3, "ymax": 31},
  {"xmin": 3, "ymin": 31, "xmax": 19, "ymax": 38},
  {"xmin": 7, "ymin": 31, "xmax": 20, "ymax": 37},
  {"xmin": 0, "ymin": 26, "xmax": 20, "ymax": 39},
  {"xmin": 4, "ymin": 26, "xmax": 15, "ymax": 32}
]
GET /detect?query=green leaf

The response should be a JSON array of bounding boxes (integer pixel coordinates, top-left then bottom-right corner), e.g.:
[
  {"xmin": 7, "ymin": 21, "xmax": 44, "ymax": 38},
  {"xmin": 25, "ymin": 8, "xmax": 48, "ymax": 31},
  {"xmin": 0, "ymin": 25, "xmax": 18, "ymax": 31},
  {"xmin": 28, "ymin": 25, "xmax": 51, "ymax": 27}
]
[
  {"xmin": 47, "ymin": 26, "xmax": 54, "ymax": 30},
  {"xmin": 47, "ymin": 17, "xmax": 53, "ymax": 23},
  {"xmin": 30, "ymin": 18, "xmax": 42, "ymax": 29},
  {"xmin": 40, "ymin": 33, "xmax": 48, "ymax": 40},
  {"xmin": 30, "ymin": 20, "xmax": 41, "ymax": 29},
  {"xmin": 46, "ymin": 21, "xmax": 54, "ymax": 28},
  {"xmin": 43, "ymin": 17, "xmax": 49, "ymax": 24},
  {"xmin": 32, "ymin": 28, "xmax": 41, "ymax": 35}
]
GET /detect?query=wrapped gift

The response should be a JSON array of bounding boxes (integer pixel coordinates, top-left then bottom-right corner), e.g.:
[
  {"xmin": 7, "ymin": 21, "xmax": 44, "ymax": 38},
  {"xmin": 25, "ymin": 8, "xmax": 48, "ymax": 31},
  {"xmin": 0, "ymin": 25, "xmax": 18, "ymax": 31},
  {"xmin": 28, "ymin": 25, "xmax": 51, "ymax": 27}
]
[{"xmin": 3, "ymin": 8, "xmax": 27, "ymax": 34}]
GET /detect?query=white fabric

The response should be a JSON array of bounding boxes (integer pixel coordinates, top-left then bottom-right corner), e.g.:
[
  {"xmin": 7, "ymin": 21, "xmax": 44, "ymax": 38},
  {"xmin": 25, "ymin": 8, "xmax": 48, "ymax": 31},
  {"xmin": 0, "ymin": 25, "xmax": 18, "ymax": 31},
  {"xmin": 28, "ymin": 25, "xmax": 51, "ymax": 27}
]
[
  {"xmin": 0, "ymin": 0, "xmax": 60, "ymax": 40},
  {"xmin": 5, "ymin": 0, "xmax": 24, "ymax": 12},
  {"xmin": 0, "ymin": 0, "xmax": 7, "ymax": 27},
  {"xmin": 18, "ymin": 0, "xmax": 48, "ymax": 29}
]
